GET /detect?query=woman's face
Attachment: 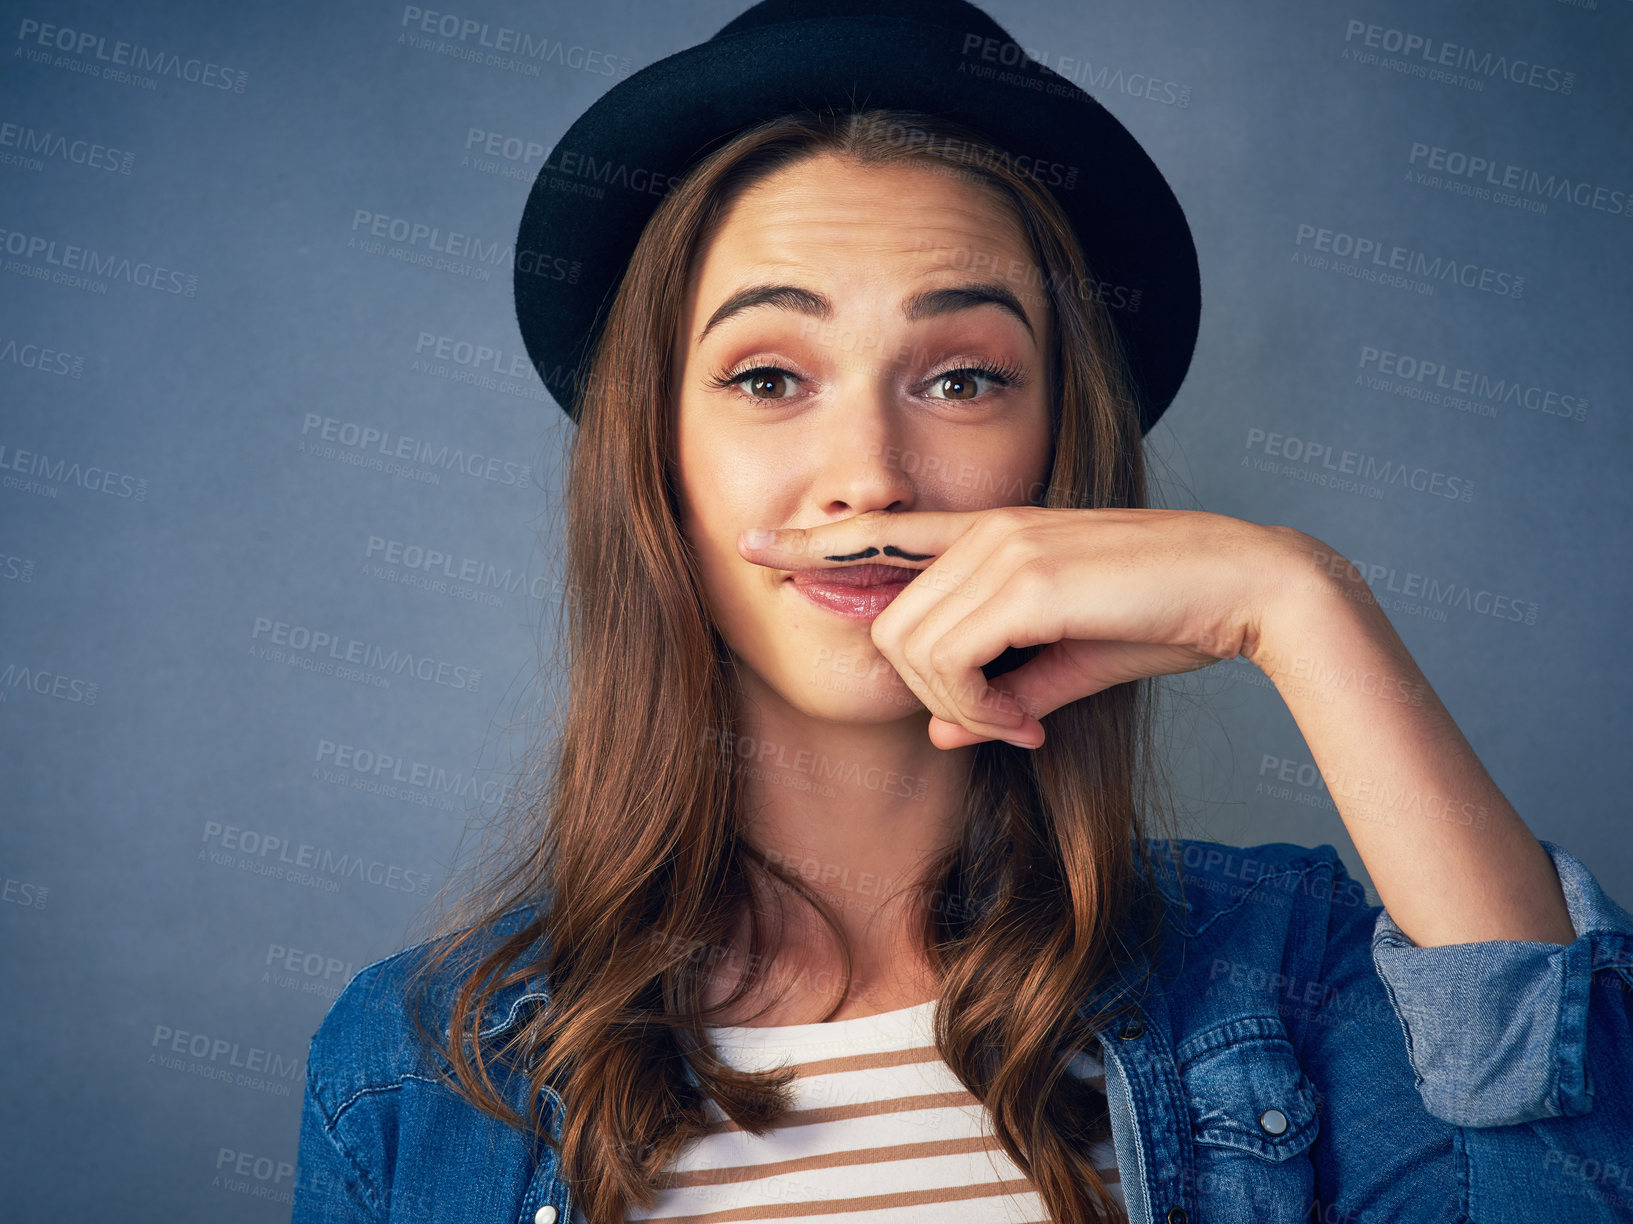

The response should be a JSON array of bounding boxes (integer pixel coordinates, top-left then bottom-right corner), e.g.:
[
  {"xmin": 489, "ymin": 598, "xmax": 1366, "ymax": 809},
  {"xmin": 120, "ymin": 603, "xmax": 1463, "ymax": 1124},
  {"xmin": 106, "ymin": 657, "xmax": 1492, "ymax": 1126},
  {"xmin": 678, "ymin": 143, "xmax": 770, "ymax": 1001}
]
[{"xmin": 672, "ymin": 150, "xmax": 1054, "ymax": 725}]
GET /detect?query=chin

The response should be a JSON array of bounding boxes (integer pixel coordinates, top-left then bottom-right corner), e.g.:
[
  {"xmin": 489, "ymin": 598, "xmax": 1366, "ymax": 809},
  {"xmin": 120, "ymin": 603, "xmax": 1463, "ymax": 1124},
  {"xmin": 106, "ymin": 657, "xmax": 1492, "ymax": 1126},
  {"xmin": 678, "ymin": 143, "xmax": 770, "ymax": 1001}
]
[
  {"xmin": 723, "ymin": 589, "xmax": 924, "ymax": 720},
  {"xmin": 789, "ymin": 661, "xmax": 924, "ymax": 721}
]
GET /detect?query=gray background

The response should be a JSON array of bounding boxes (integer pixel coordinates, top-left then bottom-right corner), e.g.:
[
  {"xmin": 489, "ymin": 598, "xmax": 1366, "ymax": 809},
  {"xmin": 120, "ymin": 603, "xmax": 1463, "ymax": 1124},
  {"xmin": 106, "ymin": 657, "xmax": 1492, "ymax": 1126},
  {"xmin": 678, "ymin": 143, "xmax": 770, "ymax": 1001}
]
[{"xmin": 1, "ymin": 0, "xmax": 1628, "ymax": 1218}]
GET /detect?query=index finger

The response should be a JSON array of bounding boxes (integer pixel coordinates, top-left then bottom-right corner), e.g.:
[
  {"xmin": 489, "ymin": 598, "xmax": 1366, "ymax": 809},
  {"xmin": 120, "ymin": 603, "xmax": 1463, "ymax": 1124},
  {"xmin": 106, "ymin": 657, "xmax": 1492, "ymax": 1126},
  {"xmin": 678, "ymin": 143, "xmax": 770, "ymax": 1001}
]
[{"xmin": 736, "ymin": 509, "xmax": 982, "ymax": 573}]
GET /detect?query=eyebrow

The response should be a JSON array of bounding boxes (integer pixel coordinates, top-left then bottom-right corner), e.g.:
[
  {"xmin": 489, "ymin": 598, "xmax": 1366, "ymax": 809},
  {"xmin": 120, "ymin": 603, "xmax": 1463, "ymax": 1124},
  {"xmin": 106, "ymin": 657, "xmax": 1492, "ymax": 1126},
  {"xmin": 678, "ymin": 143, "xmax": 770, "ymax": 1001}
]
[{"xmin": 697, "ymin": 281, "xmax": 1036, "ymax": 344}]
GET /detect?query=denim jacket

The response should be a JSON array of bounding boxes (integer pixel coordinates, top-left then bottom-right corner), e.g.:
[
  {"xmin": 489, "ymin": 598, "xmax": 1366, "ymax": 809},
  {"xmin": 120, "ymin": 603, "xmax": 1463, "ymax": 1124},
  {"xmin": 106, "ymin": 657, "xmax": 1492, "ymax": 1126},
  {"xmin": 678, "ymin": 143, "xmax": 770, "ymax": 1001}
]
[{"xmin": 291, "ymin": 839, "xmax": 1633, "ymax": 1223}]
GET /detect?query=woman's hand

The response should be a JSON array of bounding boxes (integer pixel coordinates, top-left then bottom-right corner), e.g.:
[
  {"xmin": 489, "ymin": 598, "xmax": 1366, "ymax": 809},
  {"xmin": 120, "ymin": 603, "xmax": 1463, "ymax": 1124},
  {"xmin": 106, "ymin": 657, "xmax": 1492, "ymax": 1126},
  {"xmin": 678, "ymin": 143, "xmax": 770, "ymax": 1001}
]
[
  {"xmin": 738, "ymin": 503, "xmax": 1577, "ymax": 948},
  {"xmin": 738, "ymin": 505, "xmax": 1305, "ymax": 750}
]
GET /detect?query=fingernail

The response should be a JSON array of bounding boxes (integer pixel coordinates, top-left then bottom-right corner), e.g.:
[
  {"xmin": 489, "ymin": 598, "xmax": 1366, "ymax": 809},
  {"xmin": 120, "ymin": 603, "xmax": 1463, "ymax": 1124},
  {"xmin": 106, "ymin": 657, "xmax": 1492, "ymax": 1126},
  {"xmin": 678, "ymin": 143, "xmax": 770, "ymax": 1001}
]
[{"xmin": 743, "ymin": 528, "xmax": 774, "ymax": 549}]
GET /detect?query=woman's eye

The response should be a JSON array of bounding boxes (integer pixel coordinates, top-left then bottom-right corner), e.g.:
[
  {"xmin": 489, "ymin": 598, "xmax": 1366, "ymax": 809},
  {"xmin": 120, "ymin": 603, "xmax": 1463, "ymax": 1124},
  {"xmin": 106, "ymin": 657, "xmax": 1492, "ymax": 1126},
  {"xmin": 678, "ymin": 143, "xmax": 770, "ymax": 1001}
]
[
  {"xmin": 926, "ymin": 368, "xmax": 997, "ymax": 401},
  {"xmin": 737, "ymin": 368, "xmax": 798, "ymax": 400}
]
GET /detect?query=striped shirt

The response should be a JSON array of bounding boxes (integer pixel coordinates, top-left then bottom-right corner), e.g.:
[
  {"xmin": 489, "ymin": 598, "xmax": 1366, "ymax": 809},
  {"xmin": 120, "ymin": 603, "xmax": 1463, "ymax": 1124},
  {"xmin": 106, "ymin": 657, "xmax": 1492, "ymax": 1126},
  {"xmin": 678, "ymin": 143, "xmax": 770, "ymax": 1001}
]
[{"xmin": 574, "ymin": 997, "xmax": 1123, "ymax": 1224}]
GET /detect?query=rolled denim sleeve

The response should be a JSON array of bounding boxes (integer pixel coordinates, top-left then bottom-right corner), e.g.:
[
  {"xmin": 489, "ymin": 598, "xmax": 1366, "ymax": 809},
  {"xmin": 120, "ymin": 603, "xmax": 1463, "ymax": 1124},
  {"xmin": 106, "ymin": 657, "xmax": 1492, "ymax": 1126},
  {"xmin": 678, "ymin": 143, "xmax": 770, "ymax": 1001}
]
[{"xmin": 1369, "ymin": 839, "xmax": 1633, "ymax": 1128}]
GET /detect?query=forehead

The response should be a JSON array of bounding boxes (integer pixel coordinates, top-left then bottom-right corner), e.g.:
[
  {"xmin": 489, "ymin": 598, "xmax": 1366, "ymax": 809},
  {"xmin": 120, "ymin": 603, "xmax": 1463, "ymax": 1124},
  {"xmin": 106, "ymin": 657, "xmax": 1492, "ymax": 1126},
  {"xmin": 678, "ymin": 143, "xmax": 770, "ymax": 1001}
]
[
  {"xmin": 685, "ymin": 151, "xmax": 1047, "ymax": 323},
  {"xmin": 702, "ymin": 152, "xmax": 1032, "ymax": 277}
]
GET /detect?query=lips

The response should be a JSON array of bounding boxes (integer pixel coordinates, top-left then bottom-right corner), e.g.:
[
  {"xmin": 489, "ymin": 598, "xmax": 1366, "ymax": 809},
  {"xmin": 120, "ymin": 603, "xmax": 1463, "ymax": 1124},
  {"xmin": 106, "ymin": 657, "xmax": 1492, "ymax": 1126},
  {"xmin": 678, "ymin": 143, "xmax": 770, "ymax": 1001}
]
[
  {"xmin": 789, "ymin": 563, "xmax": 918, "ymax": 623},
  {"xmin": 791, "ymin": 563, "xmax": 920, "ymax": 590}
]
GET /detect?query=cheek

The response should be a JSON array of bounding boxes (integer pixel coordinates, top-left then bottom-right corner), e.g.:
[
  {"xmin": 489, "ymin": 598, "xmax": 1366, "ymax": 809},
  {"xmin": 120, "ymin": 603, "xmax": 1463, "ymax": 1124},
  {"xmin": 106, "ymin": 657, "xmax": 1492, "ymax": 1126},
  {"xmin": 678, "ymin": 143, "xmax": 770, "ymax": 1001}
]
[
  {"xmin": 675, "ymin": 420, "xmax": 782, "ymax": 610},
  {"xmin": 679, "ymin": 432, "xmax": 750, "ymax": 545},
  {"xmin": 675, "ymin": 412, "xmax": 721, "ymax": 540},
  {"xmin": 913, "ymin": 421, "xmax": 1052, "ymax": 509},
  {"xmin": 676, "ymin": 394, "xmax": 800, "ymax": 522},
  {"xmin": 1003, "ymin": 402, "xmax": 1054, "ymax": 500}
]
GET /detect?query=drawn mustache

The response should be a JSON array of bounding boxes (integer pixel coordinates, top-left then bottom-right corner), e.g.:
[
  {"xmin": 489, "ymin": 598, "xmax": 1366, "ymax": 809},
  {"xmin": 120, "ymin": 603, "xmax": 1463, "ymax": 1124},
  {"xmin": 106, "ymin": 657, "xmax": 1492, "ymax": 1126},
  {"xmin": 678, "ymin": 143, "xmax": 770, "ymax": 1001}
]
[{"xmin": 820, "ymin": 545, "xmax": 934, "ymax": 563}]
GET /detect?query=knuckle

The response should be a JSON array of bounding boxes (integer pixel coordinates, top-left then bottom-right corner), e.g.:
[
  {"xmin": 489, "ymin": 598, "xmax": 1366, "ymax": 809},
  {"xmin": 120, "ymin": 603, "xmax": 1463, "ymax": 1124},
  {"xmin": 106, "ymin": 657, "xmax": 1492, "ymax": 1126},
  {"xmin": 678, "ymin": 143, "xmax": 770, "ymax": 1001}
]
[
  {"xmin": 993, "ymin": 503, "xmax": 1039, "ymax": 534},
  {"xmin": 1010, "ymin": 554, "xmax": 1056, "ymax": 590},
  {"xmin": 901, "ymin": 632, "xmax": 934, "ymax": 674},
  {"xmin": 926, "ymin": 636, "xmax": 961, "ymax": 675}
]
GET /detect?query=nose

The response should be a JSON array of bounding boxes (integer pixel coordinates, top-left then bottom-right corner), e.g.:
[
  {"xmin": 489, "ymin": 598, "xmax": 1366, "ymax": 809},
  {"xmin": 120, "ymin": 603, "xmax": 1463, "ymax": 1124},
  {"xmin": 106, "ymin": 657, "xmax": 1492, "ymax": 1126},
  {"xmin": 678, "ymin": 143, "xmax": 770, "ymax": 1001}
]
[{"xmin": 810, "ymin": 374, "xmax": 918, "ymax": 521}]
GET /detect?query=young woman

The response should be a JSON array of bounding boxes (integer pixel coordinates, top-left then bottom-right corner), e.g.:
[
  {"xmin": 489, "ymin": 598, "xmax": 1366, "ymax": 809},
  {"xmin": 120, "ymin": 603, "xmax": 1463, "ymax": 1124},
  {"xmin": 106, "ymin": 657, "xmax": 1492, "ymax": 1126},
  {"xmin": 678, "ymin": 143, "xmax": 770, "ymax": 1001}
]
[{"xmin": 291, "ymin": 3, "xmax": 1633, "ymax": 1223}]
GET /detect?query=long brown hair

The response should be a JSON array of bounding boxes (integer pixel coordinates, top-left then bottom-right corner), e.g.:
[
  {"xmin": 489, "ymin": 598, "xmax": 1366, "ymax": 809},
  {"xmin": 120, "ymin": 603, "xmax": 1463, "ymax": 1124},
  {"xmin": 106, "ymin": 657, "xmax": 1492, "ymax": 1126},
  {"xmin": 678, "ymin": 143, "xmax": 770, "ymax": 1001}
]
[{"xmin": 407, "ymin": 107, "xmax": 1181, "ymax": 1224}]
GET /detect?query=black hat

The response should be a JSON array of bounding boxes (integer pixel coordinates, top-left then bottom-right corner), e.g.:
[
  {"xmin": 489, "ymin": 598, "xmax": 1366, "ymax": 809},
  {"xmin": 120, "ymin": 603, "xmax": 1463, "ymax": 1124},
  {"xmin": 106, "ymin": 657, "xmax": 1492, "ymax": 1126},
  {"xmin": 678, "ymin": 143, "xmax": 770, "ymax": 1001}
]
[{"xmin": 513, "ymin": 0, "xmax": 1200, "ymax": 436}]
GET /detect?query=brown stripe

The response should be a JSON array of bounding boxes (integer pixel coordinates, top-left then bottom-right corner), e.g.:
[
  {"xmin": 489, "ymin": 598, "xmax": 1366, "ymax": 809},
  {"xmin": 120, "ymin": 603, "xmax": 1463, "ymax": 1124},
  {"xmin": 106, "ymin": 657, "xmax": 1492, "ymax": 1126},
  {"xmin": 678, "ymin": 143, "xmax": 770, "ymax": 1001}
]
[
  {"xmin": 769, "ymin": 1046, "xmax": 1105, "ymax": 1092},
  {"xmin": 705, "ymin": 1090, "xmax": 978, "ymax": 1135},
  {"xmin": 636, "ymin": 1176, "xmax": 1040, "ymax": 1224},
  {"xmin": 779, "ymin": 1044, "xmax": 941, "ymax": 1078},
  {"xmin": 661, "ymin": 1134, "xmax": 1004, "ymax": 1188},
  {"xmin": 662, "ymin": 1134, "xmax": 1119, "ymax": 1190}
]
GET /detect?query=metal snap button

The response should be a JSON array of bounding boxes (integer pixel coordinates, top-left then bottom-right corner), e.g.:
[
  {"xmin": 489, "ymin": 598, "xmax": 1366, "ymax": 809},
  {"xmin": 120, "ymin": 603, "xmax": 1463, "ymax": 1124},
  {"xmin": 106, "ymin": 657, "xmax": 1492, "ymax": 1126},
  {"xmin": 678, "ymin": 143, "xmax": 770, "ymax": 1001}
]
[
  {"xmin": 535, "ymin": 1207, "xmax": 558, "ymax": 1224},
  {"xmin": 1165, "ymin": 1207, "xmax": 1189, "ymax": 1224},
  {"xmin": 1118, "ymin": 1018, "xmax": 1144, "ymax": 1040},
  {"xmin": 1258, "ymin": 1107, "xmax": 1289, "ymax": 1136}
]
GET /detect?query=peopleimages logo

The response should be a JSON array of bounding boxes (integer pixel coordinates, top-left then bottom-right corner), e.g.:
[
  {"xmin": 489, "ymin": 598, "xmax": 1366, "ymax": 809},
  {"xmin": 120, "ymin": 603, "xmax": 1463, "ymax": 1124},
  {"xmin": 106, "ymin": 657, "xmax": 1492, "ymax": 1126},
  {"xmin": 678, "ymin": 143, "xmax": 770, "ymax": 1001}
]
[
  {"xmin": 0, "ymin": 225, "xmax": 197, "ymax": 295},
  {"xmin": 0, "ymin": 120, "xmax": 134, "ymax": 173},
  {"xmin": 397, "ymin": 5, "xmax": 633, "ymax": 79},
  {"xmin": 1407, "ymin": 143, "xmax": 1630, "ymax": 218},
  {"xmin": 1294, "ymin": 223, "xmax": 1523, "ymax": 298},
  {"xmin": 298, "ymin": 413, "xmax": 531, "ymax": 489},
  {"xmin": 1356, "ymin": 345, "xmax": 1588, "ymax": 423},
  {"xmin": 347, "ymin": 209, "xmax": 581, "ymax": 284},
  {"xmin": 148, "ymin": 1024, "xmax": 300, "ymax": 1098},
  {"xmin": 959, "ymin": 33, "xmax": 1192, "ymax": 109},
  {"xmin": 412, "ymin": 330, "xmax": 536, "ymax": 378},
  {"xmin": 0, "ymin": 660, "xmax": 99, "ymax": 704},
  {"xmin": 1340, "ymin": 560, "xmax": 1539, "ymax": 625},
  {"xmin": 313, "ymin": 737, "xmax": 515, "ymax": 808},
  {"xmin": 249, "ymin": 616, "xmax": 482, "ymax": 691},
  {"xmin": 150, "ymin": 1025, "xmax": 301, "ymax": 1080},
  {"xmin": 13, "ymin": 18, "xmax": 250, "ymax": 92},
  {"xmin": 200, "ymin": 821, "xmax": 435, "ymax": 896},
  {"xmin": 0, "ymin": 439, "xmax": 148, "ymax": 498},
  {"xmin": 0, "ymin": 336, "xmax": 86, "ymax": 377},
  {"xmin": 1243, "ymin": 427, "xmax": 1474, "ymax": 503},
  {"xmin": 1341, "ymin": 19, "xmax": 1575, "ymax": 93}
]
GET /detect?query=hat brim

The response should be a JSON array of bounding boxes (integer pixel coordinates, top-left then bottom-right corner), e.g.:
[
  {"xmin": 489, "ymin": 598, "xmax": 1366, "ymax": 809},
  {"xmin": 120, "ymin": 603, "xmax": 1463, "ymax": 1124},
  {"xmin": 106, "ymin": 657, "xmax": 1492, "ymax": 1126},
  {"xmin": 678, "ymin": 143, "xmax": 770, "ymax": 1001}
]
[{"xmin": 513, "ymin": 13, "xmax": 1199, "ymax": 436}]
